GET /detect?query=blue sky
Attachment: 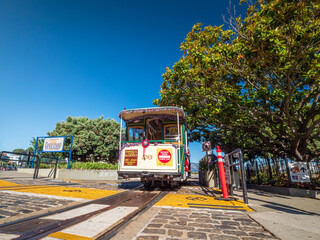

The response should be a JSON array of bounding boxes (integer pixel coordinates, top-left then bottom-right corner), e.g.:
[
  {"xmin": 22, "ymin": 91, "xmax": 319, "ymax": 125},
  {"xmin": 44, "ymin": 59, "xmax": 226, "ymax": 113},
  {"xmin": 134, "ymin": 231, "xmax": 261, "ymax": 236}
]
[{"xmin": 0, "ymin": 0, "xmax": 247, "ymax": 163}]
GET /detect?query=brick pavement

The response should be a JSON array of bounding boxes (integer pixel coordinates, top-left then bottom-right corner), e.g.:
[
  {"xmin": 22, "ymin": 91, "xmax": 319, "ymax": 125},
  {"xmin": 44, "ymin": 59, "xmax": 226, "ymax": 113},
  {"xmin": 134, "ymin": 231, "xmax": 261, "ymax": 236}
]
[
  {"xmin": 0, "ymin": 192, "xmax": 74, "ymax": 219},
  {"xmin": 135, "ymin": 208, "xmax": 276, "ymax": 240},
  {"xmin": 0, "ymin": 173, "xmax": 140, "ymax": 224}
]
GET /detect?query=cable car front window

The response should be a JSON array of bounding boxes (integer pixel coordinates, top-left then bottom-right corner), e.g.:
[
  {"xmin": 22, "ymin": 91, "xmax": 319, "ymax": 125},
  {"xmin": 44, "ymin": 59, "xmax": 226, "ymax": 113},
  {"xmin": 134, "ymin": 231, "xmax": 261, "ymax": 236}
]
[
  {"xmin": 146, "ymin": 119, "xmax": 162, "ymax": 140},
  {"xmin": 128, "ymin": 127, "xmax": 144, "ymax": 141}
]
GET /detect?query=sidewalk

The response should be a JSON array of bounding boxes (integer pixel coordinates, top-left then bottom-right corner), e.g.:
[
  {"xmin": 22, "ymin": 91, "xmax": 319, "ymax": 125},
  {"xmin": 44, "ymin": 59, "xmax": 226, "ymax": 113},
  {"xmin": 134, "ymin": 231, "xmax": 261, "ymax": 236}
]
[{"xmin": 234, "ymin": 188, "xmax": 320, "ymax": 240}]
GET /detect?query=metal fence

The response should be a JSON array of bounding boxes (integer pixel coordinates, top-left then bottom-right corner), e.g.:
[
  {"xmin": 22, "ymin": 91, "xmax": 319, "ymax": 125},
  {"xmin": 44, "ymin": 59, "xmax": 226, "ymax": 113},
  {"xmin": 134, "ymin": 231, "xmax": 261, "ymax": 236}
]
[
  {"xmin": 0, "ymin": 151, "xmax": 62, "ymax": 179},
  {"xmin": 245, "ymin": 157, "xmax": 320, "ymax": 186}
]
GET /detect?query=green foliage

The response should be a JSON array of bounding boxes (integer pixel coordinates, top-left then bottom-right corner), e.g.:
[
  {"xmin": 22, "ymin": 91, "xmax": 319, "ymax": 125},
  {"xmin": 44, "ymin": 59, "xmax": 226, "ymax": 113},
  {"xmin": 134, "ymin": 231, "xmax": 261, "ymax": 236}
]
[
  {"xmin": 29, "ymin": 138, "xmax": 43, "ymax": 153},
  {"xmin": 0, "ymin": 161, "xmax": 7, "ymax": 167},
  {"xmin": 154, "ymin": 0, "xmax": 320, "ymax": 161},
  {"xmin": 39, "ymin": 163, "xmax": 52, "ymax": 169},
  {"xmin": 198, "ymin": 155, "xmax": 215, "ymax": 171},
  {"xmin": 30, "ymin": 116, "xmax": 120, "ymax": 163},
  {"xmin": 12, "ymin": 149, "xmax": 26, "ymax": 154}
]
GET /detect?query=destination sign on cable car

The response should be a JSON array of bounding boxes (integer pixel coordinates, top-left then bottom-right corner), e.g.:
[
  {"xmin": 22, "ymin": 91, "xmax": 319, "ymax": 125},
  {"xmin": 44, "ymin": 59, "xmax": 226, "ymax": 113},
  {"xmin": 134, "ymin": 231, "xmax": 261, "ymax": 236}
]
[{"xmin": 124, "ymin": 150, "xmax": 138, "ymax": 166}]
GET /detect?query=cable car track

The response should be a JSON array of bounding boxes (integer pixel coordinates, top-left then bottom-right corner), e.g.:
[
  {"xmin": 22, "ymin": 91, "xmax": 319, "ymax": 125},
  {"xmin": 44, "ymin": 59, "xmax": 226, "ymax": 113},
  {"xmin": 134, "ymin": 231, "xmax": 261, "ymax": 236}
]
[{"xmin": 0, "ymin": 186, "xmax": 168, "ymax": 240}]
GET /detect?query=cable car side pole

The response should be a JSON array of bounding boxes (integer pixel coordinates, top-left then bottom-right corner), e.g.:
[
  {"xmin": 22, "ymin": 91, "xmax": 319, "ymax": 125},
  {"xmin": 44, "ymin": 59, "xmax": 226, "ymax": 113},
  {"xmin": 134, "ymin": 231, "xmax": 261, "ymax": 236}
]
[
  {"xmin": 118, "ymin": 117, "xmax": 122, "ymax": 170},
  {"xmin": 177, "ymin": 112, "xmax": 180, "ymax": 170}
]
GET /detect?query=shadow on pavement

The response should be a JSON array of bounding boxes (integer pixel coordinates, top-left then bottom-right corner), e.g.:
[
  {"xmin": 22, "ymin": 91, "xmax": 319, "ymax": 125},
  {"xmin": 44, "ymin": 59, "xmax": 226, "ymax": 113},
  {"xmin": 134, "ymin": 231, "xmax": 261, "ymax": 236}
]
[
  {"xmin": 247, "ymin": 188, "xmax": 291, "ymax": 199},
  {"xmin": 249, "ymin": 196, "xmax": 320, "ymax": 216},
  {"xmin": 117, "ymin": 181, "xmax": 142, "ymax": 189}
]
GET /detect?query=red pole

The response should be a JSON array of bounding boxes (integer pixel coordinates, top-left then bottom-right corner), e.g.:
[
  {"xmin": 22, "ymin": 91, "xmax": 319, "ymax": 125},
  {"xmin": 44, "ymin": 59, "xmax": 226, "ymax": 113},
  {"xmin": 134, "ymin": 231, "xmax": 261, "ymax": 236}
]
[{"xmin": 217, "ymin": 146, "xmax": 229, "ymax": 199}]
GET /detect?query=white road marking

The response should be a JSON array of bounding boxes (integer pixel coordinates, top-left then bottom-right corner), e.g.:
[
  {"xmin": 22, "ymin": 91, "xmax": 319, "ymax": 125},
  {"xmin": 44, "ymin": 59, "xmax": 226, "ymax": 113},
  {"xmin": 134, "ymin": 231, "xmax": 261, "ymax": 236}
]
[
  {"xmin": 61, "ymin": 206, "xmax": 138, "ymax": 238},
  {"xmin": 1, "ymin": 190, "xmax": 87, "ymax": 201},
  {"xmin": 42, "ymin": 204, "xmax": 109, "ymax": 220},
  {"xmin": 39, "ymin": 237, "xmax": 60, "ymax": 240},
  {"xmin": 0, "ymin": 233, "xmax": 20, "ymax": 240}
]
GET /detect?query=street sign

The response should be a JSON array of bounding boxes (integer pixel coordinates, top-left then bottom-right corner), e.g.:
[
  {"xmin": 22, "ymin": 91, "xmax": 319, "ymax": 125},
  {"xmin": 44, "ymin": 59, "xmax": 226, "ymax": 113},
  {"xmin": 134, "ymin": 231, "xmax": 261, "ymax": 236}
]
[
  {"xmin": 288, "ymin": 162, "xmax": 310, "ymax": 182},
  {"xmin": 202, "ymin": 142, "xmax": 211, "ymax": 152},
  {"xmin": 43, "ymin": 137, "xmax": 65, "ymax": 152}
]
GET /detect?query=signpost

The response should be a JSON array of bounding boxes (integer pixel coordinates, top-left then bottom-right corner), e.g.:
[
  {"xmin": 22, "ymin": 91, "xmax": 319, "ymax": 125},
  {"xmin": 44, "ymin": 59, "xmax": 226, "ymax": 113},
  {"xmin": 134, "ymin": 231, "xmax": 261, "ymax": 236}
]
[
  {"xmin": 202, "ymin": 142, "xmax": 211, "ymax": 152},
  {"xmin": 202, "ymin": 142, "xmax": 211, "ymax": 171},
  {"xmin": 33, "ymin": 136, "xmax": 73, "ymax": 169}
]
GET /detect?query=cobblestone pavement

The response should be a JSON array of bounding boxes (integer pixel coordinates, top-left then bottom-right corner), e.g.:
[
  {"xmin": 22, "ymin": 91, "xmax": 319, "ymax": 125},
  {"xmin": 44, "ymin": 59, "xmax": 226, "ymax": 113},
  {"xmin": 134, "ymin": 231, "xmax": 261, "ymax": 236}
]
[
  {"xmin": 0, "ymin": 192, "xmax": 74, "ymax": 219},
  {"xmin": 136, "ymin": 208, "xmax": 276, "ymax": 240},
  {"xmin": 0, "ymin": 172, "xmax": 140, "ymax": 223}
]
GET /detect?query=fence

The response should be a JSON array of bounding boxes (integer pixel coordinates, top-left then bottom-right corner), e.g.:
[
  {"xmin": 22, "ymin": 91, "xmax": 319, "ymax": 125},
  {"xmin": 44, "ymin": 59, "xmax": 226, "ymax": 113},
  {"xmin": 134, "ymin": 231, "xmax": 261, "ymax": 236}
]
[
  {"xmin": 245, "ymin": 157, "xmax": 320, "ymax": 187},
  {"xmin": 0, "ymin": 151, "xmax": 63, "ymax": 179}
]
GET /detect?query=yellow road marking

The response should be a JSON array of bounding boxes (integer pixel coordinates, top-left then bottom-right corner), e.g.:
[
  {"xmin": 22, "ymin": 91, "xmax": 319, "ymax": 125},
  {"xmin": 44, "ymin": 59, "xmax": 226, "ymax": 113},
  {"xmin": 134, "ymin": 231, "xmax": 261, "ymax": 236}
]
[
  {"xmin": 155, "ymin": 194, "xmax": 253, "ymax": 212},
  {"xmin": 0, "ymin": 180, "xmax": 20, "ymax": 187},
  {"xmin": 49, "ymin": 232, "xmax": 94, "ymax": 240},
  {"xmin": 0, "ymin": 180, "xmax": 119, "ymax": 200}
]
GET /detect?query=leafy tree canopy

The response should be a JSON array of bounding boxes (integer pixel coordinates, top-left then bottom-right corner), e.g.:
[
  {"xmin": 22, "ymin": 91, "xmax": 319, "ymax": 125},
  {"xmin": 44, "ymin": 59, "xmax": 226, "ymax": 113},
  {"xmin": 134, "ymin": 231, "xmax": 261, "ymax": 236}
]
[
  {"xmin": 12, "ymin": 148, "xmax": 26, "ymax": 154},
  {"xmin": 154, "ymin": 0, "xmax": 320, "ymax": 161},
  {"xmin": 31, "ymin": 116, "xmax": 120, "ymax": 163}
]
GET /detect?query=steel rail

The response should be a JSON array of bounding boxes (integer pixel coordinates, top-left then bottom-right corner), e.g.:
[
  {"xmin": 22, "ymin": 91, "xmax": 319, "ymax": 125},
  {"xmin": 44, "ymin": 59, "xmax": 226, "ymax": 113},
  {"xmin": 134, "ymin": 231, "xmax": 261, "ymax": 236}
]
[
  {"xmin": 98, "ymin": 190, "xmax": 169, "ymax": 240},
  {"xmin": 18, "ymin": 189, "xmax": 157, "ymax": 240},
  {"xmin": 0, "ymin": 185, "xmax": 168, "ymax": 240},
  {"xmin": 0, "ymin": 184, "xmax": 143, "ymax": 230}
]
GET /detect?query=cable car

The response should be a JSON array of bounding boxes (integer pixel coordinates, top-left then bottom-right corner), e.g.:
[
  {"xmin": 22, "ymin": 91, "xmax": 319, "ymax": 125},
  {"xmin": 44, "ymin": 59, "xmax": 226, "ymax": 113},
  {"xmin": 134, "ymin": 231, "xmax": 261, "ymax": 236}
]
[{"xmin": 118, "ymin": 107, "xmax": 190, "ymax": 188}]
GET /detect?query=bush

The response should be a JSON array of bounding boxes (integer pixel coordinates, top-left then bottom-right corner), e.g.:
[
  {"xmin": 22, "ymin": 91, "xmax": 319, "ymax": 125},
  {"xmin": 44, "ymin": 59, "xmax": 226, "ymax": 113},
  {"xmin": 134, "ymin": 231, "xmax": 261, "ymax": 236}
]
[
  {"xmin": 199, "ymin": 157, "xmax": 215, "ymax": 171},
  {"xmin": 39, "ymin": 163, "xmax": 52, "ymax": 169},
  {"xmin": 0, "ymin": 161, "xmax": 7, "ymax": 167}
]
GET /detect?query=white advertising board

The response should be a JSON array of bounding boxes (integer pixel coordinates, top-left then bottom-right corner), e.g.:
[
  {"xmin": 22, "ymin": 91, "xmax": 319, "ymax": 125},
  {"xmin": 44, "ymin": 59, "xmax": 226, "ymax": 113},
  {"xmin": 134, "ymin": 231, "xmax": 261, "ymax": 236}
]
[
  {"xmin": 288, "ymin": 162, "xmax": 310, "ymax": 183},
  {"xmin": 43, "ymin": 137, "xmax": 65, "ymax": 152}
]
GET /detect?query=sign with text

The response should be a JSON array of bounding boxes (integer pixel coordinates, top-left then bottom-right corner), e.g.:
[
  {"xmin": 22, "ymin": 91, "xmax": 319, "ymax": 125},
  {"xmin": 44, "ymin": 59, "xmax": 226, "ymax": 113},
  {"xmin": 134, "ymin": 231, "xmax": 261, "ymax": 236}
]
[
  {"xmin": 157, "ymin": 148, "xmax": 173, "ymax": 166},
  {"xmin": 43, "ymin": 137, "xmax": 65, "ymax": 152},
  {"xmin": 124, "ymin": 150, "xmax": 138, "ymax": 166},
  {"xmin": 288, "ymin": 162, "xmax": 310, "ymax": 182}
]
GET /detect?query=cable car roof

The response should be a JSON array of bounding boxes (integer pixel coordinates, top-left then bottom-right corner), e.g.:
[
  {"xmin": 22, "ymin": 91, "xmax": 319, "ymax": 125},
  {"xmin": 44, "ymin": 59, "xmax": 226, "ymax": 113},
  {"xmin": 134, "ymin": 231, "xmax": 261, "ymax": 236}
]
[{"xmin": 119, "ymin": 107, "xmax": 186, "ymax": 122}]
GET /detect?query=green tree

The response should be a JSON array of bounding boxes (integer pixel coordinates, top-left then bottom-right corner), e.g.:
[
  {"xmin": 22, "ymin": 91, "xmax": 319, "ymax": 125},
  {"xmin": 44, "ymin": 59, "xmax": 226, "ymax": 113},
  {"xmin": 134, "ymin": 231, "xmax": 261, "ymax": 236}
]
[
  {"xmin": 30, "ymin": 116, "xmax": 120, "ymax": 163},
  {"xmin": 12, "ymin": 148, "xmax": 26, "ymax": 154},
  {"xmin": 49, "ymin": 116, "xmax": 120, "ymax": 163},
  {"xmin": 154, "ymin": 0, "xmax": 320, "ymax": 161}
]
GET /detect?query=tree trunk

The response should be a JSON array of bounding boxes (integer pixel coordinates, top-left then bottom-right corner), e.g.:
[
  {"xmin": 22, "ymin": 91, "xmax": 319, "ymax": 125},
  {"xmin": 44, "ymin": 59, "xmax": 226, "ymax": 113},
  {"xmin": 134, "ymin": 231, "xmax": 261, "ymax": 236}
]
[
  {"xmin": 256, "ymin": 161, "xmax": 260, "ymax": 184},
  {"xmin": 284, "ymin": 155, "xmax": 292, "ymax": 187},
  {"xmin": 273, "ymin": 157, "xmax": 280, "ymax": 176},
  {"xmin": 266, "ymin": 158, "xmax": 273, "ymax": 185}
]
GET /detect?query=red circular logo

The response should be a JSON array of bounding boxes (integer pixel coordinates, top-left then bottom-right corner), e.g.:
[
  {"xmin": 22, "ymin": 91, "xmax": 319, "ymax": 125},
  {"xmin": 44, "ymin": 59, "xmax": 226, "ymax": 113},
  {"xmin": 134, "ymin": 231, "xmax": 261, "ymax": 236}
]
[
  {"xmin": 142, "ymin": 139, "xmax": 150, "ymax": 148},
  {"xmin": 158, "ymin": 150, "xmax": 172, "ymax": 163}
]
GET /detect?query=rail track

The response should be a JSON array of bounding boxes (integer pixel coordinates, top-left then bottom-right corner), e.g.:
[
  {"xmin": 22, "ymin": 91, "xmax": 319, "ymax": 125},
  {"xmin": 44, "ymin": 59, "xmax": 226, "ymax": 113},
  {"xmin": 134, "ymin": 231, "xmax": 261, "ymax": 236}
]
[{"xmin": 0, "ymin": 186, "xmax": 168, "ymax": 240}]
